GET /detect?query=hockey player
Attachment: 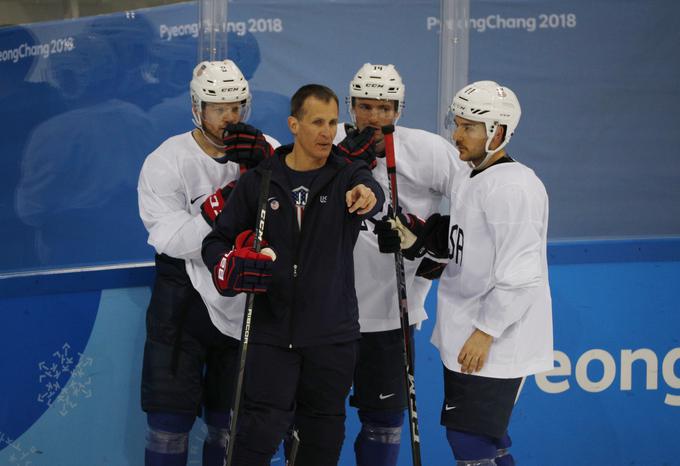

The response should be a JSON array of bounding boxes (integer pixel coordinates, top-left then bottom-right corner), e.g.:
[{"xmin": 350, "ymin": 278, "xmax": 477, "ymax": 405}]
[
  {"xmin": 202, "ymin": 84, "xmax": 384, "ymax": 466},
  {"xmin": 335, "ymin": 63, "xmax": 462, "ymax": 465},
  {"xmin": 382, "ymin": 81, "xmax": 554, "ymax": 465},
  {"xmin": 137, "ymin": 60, "xmax": 279, "ymax": 466}
]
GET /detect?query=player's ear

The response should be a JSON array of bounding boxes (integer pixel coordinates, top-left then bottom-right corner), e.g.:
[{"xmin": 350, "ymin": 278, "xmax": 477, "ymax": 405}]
[
  {"xmin": 489, "ymin": 125, "xmax": 505, "ymax": 149},
  {"xmin": 288, "ymin": 116, "xmax": 298, "ymax": 136}
]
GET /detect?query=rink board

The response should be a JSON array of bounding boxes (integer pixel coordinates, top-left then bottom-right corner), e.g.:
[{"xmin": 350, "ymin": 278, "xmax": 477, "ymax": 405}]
[{"xmin": 1, "ymin": 239, "xmax": 679, "ymax": 465}]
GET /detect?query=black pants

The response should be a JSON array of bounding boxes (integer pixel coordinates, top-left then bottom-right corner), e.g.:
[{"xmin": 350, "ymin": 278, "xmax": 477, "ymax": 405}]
[
  {"xmin": 441, "ymin": 366, "xmax": 522, "ymax": 438},
  {"xmin": 233, "ymin": 340, "xmax": 359, "ymax": 466},
  {"xmin": 350, "ymin": 326, "xmax": 415, "ymax": 412},
  {"xmin": 141, "ymin": 254, "xmax": 239, "ymax": 415}
]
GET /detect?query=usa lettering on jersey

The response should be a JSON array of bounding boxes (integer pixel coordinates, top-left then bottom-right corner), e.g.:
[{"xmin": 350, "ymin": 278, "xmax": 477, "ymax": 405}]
[{"xmin": 449, "ymin": 224, "xmax": 464, "ymax": 265}]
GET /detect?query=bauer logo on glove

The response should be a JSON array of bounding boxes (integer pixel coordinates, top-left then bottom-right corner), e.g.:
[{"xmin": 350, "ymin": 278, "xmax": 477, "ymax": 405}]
[{"xmin": 213, "ymin": 229, "xmax": 276, "ymax": 296}]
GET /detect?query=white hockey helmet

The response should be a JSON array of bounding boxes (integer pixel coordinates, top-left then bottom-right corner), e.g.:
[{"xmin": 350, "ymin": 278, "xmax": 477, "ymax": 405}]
[
  {"xmin": 446, "ymin": 80, "xmax": 521, "ymax": 164},
  {"xmin": 190, "ymin": 59, "xmax": 251, "ymax": 127},
  {"xmin": 348, "ymin": 63, "xmax": 405, "ymax": 122}
]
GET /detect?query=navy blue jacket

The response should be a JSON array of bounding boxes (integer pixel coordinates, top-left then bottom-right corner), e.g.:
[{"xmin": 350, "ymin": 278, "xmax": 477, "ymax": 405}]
[{"xmin": 202, "ymin": 145, "xmax": 384, "ymax": 347}]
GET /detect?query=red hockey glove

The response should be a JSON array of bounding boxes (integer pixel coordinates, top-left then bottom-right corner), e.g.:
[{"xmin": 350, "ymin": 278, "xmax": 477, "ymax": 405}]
[
  {"xmin": 221, "ymin": 123, "xmax": 274, "ymax": 169},
  {"xmin": 337, "ymin": 124, "xmax": 379, "ymax": 169},
  {"xmin": 201, "ymin": 181, "xmax": 237, "ymax": 226},
  {"xmin": 212, "ymin": 230, "xmax": 274, "ymax": 296}
]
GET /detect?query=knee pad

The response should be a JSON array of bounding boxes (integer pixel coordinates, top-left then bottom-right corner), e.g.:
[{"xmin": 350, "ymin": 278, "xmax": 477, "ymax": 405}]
[
  {"xmin": 146, "ymin": 412, "xmax": 194, "ymax": 454},
  {"xmin": 357, "ymin": 410, "xmax": 403, "ymax": 444},
  {"xmin": 446, "ymin": 429, "xmax": 496, "ymax": 465}
]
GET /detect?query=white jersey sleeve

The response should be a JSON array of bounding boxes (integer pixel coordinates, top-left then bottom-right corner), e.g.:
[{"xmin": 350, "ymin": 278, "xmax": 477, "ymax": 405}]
[
  {"xmin": 138, "ymin": 131, "xmax": 280, "ymax": 339},
  {"xmin": 335, "ymin": 124, "xmax": 463, "ymax": 332}
]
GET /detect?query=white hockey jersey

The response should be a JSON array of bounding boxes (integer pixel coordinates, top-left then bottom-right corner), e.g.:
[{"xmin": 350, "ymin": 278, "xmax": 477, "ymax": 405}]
[
  {"xmin": 334, "ymin": 124, "xmax": 462, "ymax": 332},
  {"xmin": 431, "ymin": 160, "xmax": 554, "ymax": 378},
  {"xmin": 137, "ymin": 131, "xmax": 279, "ymax": 339}
]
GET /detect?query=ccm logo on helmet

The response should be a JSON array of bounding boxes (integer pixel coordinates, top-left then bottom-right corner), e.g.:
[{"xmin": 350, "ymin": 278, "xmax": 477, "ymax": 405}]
[{"xmin": 365, "ymin": 83, "xmax": 385, "ymax": 88}]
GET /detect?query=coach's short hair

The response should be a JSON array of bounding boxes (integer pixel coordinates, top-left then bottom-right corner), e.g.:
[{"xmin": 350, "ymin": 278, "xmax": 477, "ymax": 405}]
[{"xmin": 290, "ymin": 84, "xmax": 339, "ymax": 119}]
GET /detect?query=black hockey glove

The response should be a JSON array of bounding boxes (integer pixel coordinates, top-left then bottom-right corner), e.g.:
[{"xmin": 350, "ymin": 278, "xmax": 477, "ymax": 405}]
[
  {"xmin": 220, "ymin": 123, "xmax": 274, "ymax": 169},
  {"xmin": 337, "ymin": 124, "xmax": 379, "ymax": 169},
  {"xmin": 212, "ymin": 230, "xmax": 275, "ymax": 296},
  {"xmin": 373, "ymin": 208, "xmax": 427, "ymax": 260},
  {"xmin": 415, "ymin": 257, "xmax": 447, "ymax": 280},
  {"xmin": 200, "ymin": 180, "xmax": 237, "ymax": 226}
]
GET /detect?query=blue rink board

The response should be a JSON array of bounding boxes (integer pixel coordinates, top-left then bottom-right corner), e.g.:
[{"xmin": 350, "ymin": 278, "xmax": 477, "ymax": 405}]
[{"xmin": 1, "ymin": 239, "xmax": 679, "ymax": 465}]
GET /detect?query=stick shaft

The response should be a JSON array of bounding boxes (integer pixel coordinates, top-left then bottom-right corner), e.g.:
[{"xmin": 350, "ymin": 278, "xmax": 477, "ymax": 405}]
[
  {"xmin": 382, "ymin": 126, "xmax": 422, "ymax": 466},
  {"xmin": 225, "ymin": 168, "xmax": 272, "ymax": 466}
]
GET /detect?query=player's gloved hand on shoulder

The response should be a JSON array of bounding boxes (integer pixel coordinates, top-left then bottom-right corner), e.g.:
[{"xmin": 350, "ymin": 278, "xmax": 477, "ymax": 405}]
[
  {"xmin": 337, "ymin": 124, "xmax": 378, "ymax": 169},
  {"xmin": 212, "ymin": 229, "xmax": 276, "ymax": 296},
  {"xmin": 372, "ymin": 208, "xmax": 426, "ymax": 260},
  {"xmin": 220, "ymin": 123, "xmax": 274, "ymax": 169},
  {"xmin": 201, "ymin": 181, "xmax": 237, "ymax": 226}
]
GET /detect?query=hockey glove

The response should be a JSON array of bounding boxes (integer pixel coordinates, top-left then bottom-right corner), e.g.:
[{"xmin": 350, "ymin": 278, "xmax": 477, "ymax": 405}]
[
  {"xmin": 415, "ymin": 257, "xmax": 447, "ymax": 280},
  {"xmin": 373, "ymin": 209, "xmax": 427, "ymax": 260},
  {"xmin": 220, "ymin": 123, "xmax": 274, "ymax": 169},
  {"xmin": 212, "ymin": 230, "xmax": 275, "ymax": 296},
  {"xmin": 337, "ymin": 124, "xmax": 379, "ymax": 169},
  {"xmin": 201, "ymin": 181, "xmax": 237, "ymax": 226}
]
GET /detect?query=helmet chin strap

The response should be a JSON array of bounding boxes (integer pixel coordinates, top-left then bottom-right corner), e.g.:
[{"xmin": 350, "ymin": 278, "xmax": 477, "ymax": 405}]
[
  {"xmin": 198, "ymin": 126, "xmax": 227, "ymax": 150},
  {"xmin": 191, "ymin": 105, "xmax": 227, "ymax": 150},
  {"xmin": 470, "ymin": 148, "xmax": 500, "ymax": 171},
  {"xmin": 471, "ymin": 127, "xmax": 505, "ymax": 171}
]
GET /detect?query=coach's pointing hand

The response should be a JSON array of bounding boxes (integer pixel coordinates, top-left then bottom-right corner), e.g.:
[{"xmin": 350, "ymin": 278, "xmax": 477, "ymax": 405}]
[{"xmin": 346, "ymin": 183, "xmax": 377, "ymax": 215}]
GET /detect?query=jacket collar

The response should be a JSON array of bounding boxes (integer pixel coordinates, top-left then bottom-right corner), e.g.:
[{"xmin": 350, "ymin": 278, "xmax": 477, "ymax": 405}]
[{"xmin": 257, "ymin": 144, "xmax": 351, "ymax": 198}]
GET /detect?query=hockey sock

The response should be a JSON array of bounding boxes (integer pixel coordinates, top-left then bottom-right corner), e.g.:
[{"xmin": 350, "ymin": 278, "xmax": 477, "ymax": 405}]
[
  {"xmin": 354, "ymin": 410, "xmax": 403, "ymax": 466},
  {"xmin": 493, "ymin": 432, "xmax": 515, "ymax": 466},
  {"xmin": 202, "ymin": 410, "xmax": 229, "ymax": 466},
  {"xmin": 145, "ymin": 412, "xmax": 194, "ymax": 466},
  {"xmin": 446, "ymin": 429, "xmax": 497, "ymax": 466}
]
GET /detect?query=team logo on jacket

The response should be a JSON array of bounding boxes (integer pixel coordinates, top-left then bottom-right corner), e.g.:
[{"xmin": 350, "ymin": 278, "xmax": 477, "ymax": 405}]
[
  {"xmin": 268, "ymin": 196, "xmax": 279, "ymax": 211},
  {"xmin": 292, "ymin": 186, "xmax": 309, "ymax": 207},
  {"xmin": 320, "ymin": 195, "xmax": 327, "ymax": 204},
  {"xmin": 292, "ymin": 186, "xmax": 309, "ymax": 228}
]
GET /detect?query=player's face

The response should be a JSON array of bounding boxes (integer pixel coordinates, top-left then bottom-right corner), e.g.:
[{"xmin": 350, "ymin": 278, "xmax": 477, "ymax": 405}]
[
  {"xmin": 352, "ymin": 98, "xmax": 399, "ymax": 153},
  {"xmin": 289, "ymin": 96, "xmax": 338, "ymax": 164},
  {"xmin": 452, "ymin": 116, "xmax": 489, "ymax": 166},
  {"xmin": 201, "ymin": 101, "xmax": 245, "ymax": 141}
]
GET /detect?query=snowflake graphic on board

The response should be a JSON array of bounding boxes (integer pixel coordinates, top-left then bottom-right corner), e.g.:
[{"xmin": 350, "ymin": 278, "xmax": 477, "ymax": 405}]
[
  {"xmin": 0, "ymin": 431, "xmax": 41, "ymax": 465},
  {"xmin": 37, "ymin": 342, "xmax": 93, "ymax": 416}
]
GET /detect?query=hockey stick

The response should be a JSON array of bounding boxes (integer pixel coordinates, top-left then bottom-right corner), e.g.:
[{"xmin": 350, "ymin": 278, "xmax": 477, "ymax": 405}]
[
  {"xmin": 286, "ymin": 427, "xmax": 300, "ymax": 466},
  {"xmin": 382, "ymin": 124, "xmax": 422, "ymax": 466},
  {"xmin": 225, "ymin": 168, "xmax": 273, "ymax": 466}
]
